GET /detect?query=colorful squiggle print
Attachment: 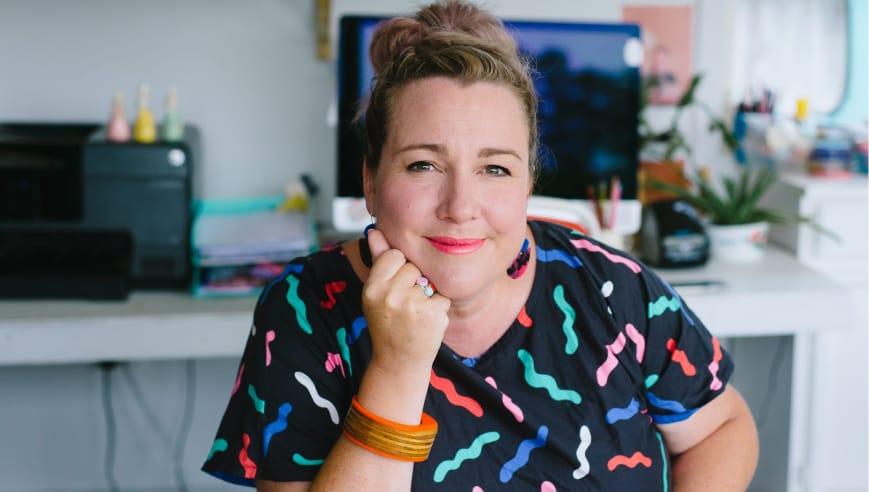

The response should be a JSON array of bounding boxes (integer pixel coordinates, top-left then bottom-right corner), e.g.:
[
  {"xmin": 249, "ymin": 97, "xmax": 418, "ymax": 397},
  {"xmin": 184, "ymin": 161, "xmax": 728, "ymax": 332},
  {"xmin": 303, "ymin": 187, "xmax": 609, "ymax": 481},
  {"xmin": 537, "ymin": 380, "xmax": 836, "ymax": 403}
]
[
  {"xmin": 666, "ymin": 338, "xmax": 696, "ymax": 376},
  {"xmin": 500, "ymin": 425, "xmax": 549, "ymax": 483},
  {"xmin": 292, "ymin": 453, "xmax": 324, "ymax": 466},
  {"xmin": 573, "ymin": 425, "xmax": 591, "ymax": 479},
  {"xmin": 336, "ymin": 327, "xmax": 353, "ymax": 376},
  {"xmin": 320, "ymin": 280, "xmax": 347, "ymax": 309},
  {"xmin": 265, "ymin": 330, "xmax": 276, "ymax": 367},
  {"xmin": 606, "ymin": 398, "xmax": 640, "ymax": 424},
  {"xmin": 553, "ymin": 285, "xmax": 579, "ymax": 355},
  {"xmin": 433, "ymin": 431, "xmax": 500, "ymax": 482},
  {"xmin": 648, "ymin": 295, "xmax": 681, "ymax": 319},
  {"xmin": 260, "ymin": 262, "xmax": 303, "ymax": 304},
  {"xmin": 518, "ymin": 305, "xmax": 533, "ymax": 328},
  {"xmin": 295, "ymin": 371, "xmax": 339, "ymax": 424},
  {"xmin": 485, "ymin": 376, "xmax": 524, "ymax": 422},
  {"xmin": 708, "ymin": 337, "xmax": 723, "ymax": 390},
  {"xmin": 247, "ymin": 384, "xmax": 265, "ymax": 414},
  {"xmin": 517, "ymin": 350, "xmax": 581, "ymax": 403},
  {"xmin": 625, "ymin": 323, "xmax": 645, "ymax": 363},
  {"xmin": 607, "ymin": 451, "xmax": 651, "ymax": 471},
  {"xmin": 263, "ymin": 402, "xmax": 292, "ymax": 455},
  {"xmin": 347, "ymin": 316, "xmax": 367, "ymax": 344},
  {"xmin": 430, "ymin": 370, "xmax": 484, "ymax": 417},
  {"xmin": 206, "ymin": 438, "xmax": 228, "ymax": 462},
  {"xmin": 536, "ymin": 247, "xmax": 583, "ymax": 268},
  {"xmin": 239, "ymin": 433, "xmax": 257, "ymax": 479},
  {"xmin": 596, "ymin": 332, "xmax": 626, "ymax": 386},
  {"xmin": 231, "ymin": 364, "xmax": 244, "ymax": 396},
  {"xmin": 285, "ymin": 274, "xmax": 313, "ymax": 334},
  {"xmin": 571, "ymin": 239, "xmax": 642, "ymax": 273}
]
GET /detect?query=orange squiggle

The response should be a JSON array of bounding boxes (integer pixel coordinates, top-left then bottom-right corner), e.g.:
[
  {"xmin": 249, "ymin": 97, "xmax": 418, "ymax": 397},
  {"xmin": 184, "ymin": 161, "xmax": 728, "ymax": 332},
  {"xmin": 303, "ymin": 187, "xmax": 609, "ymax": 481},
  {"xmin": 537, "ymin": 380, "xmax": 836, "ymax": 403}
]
[
  {"xmin": 666, "ymin": 338, "xmax": 696, "ymax": 376},
  {"xmin": 320, "ymin": 281, "xmax": 347, "ymax": 309},
  {"xmin": 239, "ymin": 433, "xmax": 257, "ymax": 479},
  {"xmin": 607, "ymin": 451, "xmax": 652, "ymax": 471},
  {"xmin": 430, "ymin": 370, "xmax": 483, "ymax": 417},
  {"xmin": 518, "ymin": 306, "xmax": 533, "ymax": 328}
]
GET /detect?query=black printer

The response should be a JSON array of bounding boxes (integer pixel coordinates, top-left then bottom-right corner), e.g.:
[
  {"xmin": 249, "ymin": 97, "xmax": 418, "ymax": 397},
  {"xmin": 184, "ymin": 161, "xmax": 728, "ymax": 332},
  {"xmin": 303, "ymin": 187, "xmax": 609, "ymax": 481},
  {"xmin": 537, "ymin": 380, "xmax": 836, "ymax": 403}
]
[{"xmin": 0, "ymin": 123, "xmax": 198, "ymax": 299}]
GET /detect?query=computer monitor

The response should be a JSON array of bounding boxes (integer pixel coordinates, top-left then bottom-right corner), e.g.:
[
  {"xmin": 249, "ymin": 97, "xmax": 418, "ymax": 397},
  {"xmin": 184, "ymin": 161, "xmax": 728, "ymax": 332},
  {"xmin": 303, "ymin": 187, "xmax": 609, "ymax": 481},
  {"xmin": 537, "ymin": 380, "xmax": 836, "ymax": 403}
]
[{"xmin": 333, "ymin": 16, "xmax": 643, "ymax": 234}]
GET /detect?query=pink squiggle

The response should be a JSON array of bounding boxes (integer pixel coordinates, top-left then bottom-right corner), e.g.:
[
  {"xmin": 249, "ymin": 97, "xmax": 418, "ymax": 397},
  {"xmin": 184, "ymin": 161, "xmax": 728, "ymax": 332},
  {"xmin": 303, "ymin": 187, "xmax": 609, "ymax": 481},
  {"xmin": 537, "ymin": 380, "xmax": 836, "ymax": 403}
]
[
  {"xmin": 624, "ymin": 323, "xmax": 645, "ymax": 363},
  {"xmin": 541, "ymin": 481, "xmax": 556, "ymax": 492},
  {"xmin": 325, "ymin": 352, "xmax": 346, "ymax": 378},
  {"xmin": 708, "ymin": 337, "xmax": 723, "ymax": 390},
  {"xmin": 485, "ymin": 376, "xmax": 524, "ymax": 422},
  {"xmin": 231, "ymin": 363, "xmax": 244, "ymax": 396},
  {"xmin": 596, "ymin": 332, "xmax": 626, "ymax": 386},
  {"xmin": 265, "ymin": 330, "xmax": 276, "ymax": 367},
  {"xmin": 571, "ymin": 239, "xmax": 642, "ymax": 273}
]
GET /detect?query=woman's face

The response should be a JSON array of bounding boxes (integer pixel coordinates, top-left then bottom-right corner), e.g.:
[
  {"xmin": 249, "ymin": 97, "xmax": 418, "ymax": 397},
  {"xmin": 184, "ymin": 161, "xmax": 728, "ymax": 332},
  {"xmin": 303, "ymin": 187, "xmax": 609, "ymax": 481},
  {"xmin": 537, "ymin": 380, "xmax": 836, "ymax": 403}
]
[{"xmin": 364, "ymin": 77, "xmax": 531, "ymax": 302}]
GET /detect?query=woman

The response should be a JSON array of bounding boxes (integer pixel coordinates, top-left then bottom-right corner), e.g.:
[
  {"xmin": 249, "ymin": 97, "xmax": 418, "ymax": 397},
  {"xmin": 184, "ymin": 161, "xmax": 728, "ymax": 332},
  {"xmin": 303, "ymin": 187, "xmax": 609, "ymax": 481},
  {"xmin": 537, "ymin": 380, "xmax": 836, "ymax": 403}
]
[{"xmin": 203, "ymin": 1, "xmax": 758, "ymax": 490}]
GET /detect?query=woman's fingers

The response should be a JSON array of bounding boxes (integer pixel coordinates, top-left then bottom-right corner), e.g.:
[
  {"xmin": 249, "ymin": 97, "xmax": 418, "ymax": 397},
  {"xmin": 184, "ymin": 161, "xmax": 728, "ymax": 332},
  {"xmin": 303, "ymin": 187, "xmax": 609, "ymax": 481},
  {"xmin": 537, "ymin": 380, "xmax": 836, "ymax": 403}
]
[{"xmin": 366, "ymin": 229, "xmax": 390, "ymax": 261}]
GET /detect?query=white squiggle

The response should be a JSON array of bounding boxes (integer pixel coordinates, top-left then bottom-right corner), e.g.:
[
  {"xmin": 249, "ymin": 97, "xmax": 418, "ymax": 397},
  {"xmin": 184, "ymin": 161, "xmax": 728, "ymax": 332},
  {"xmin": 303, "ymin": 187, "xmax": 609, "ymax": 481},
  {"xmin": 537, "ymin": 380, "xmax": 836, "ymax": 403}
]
[
  {"xmin": 485, "ymin": 376, "xmax": 524, "ymax": 422},
  {"xmin": 625, "ymin": 323, "xmax": 645, "ymax": 363},
  {"xmin": 573, "ymin": 425, "xmax": 591, "ymax": 479},
  {"xmin": 294, "ymin": 371, "xmax": 339, "ymax": 424}
]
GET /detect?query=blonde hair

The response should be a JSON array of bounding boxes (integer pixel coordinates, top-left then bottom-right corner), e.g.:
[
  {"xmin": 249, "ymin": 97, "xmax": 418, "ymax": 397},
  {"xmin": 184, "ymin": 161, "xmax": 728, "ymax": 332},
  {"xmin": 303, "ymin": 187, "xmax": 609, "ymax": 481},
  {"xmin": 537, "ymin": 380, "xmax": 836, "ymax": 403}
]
[{"xmin": 358, "ymin": 0, "xmax": 539, "ymax": 185}]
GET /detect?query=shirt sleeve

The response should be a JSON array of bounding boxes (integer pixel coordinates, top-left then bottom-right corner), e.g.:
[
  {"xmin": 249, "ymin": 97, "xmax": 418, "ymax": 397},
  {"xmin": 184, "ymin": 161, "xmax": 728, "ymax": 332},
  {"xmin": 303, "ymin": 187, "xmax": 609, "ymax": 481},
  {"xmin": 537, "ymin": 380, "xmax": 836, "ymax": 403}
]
[
  {"xmin": 635, "ymin": 266, "xmax": 734, "ymax": 425},
  {"xmin": 201, "ymin": 258, "xmax": 353, "ymax": 486}
]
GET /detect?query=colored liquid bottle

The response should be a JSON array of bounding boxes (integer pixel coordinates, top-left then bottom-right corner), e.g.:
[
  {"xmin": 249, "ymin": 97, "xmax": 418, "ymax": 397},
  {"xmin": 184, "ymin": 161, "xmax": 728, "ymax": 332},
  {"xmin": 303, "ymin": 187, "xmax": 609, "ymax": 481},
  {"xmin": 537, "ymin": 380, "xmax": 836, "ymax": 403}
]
[
  {"xmin": 106, "ymin": 89, "xmax": 131, "ymax": 143},
  {"xmin": 161, "ymin": 86, "xmax": 184, "ymax": 142},
  {"xmin": 133, "ymin": 83, "xmax": 157, "ymax": 143}
]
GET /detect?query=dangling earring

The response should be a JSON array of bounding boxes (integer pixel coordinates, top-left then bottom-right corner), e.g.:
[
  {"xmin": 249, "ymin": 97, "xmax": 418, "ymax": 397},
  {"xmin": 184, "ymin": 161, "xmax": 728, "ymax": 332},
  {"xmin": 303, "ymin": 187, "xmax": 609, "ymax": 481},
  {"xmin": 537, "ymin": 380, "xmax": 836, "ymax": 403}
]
[
  {"xmin": 507, "ymin": 238, "xmax": 530, "ymax": 279},
  {"xmin": 360, "ymin": 220, "xmax": 375, "ymax": 268}
]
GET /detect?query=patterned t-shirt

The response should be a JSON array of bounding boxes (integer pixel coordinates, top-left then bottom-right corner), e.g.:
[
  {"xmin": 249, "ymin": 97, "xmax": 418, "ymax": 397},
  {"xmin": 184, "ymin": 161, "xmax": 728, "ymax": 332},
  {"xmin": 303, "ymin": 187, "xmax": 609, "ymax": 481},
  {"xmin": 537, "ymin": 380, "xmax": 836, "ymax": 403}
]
[{"xmin": 202, "ymin": 220, "xmax": 733, "ymax": 491}]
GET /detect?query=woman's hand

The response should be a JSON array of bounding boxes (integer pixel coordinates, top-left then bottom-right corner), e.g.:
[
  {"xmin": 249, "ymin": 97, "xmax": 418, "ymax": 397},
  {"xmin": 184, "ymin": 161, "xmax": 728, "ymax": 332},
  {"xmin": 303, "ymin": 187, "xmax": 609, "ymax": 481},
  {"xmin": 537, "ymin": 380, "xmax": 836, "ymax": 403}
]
[{"xmin": 362, "ymin": 229, "xmax": 451, "ymax": 375}]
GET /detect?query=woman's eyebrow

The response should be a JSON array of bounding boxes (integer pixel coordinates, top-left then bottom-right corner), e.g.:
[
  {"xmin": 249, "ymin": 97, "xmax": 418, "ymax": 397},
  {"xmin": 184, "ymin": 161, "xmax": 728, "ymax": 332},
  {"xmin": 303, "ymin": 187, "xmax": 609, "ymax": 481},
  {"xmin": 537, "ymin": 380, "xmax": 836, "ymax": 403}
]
[{"xmin": 397, "ymin": 143, "xmax": 520, "ymax": 160}]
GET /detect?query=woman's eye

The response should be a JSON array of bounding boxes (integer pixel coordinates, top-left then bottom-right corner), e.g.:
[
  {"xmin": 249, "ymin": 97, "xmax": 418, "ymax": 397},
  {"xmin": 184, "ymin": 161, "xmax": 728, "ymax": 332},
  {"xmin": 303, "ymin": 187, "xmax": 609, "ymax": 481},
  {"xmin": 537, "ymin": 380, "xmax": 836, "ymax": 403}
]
[
  {"xmin": 484, "ymin": 165, "xmax": 511, "ymax": 176},
  {"xmin": 407, "ymin": 161, "xmax": 434, "ymax": 172}
]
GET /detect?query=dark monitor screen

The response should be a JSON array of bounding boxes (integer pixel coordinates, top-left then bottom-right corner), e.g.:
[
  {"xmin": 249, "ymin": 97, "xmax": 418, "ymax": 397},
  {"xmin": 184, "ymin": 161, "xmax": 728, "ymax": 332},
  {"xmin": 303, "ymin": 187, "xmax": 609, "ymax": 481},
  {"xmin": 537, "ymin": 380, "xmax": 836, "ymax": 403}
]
[{"xmin": 336, "ymin": 16, "xmax": 640, "ymax": 201}]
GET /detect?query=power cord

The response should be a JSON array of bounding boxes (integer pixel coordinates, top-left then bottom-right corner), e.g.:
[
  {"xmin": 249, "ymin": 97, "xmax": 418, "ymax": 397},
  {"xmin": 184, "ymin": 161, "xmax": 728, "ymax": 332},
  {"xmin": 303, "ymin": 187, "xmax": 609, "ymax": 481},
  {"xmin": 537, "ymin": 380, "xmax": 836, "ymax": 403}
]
[{"xmin": 98, "ymin": 361, "xmax": 121, "ymax": 492}]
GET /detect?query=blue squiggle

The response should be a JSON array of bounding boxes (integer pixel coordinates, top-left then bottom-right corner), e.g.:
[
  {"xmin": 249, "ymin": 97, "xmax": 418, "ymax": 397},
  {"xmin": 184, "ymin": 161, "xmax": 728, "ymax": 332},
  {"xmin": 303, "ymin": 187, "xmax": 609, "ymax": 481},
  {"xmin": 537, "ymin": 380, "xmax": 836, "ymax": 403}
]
[
  {"xmin": 536, "ymin": 247, "xmax": 583, "ymax": 268},
  {"xmin": 553, "ymin": 285, "xmax": 579, "ymax": 355},
  {"xmin": 517, "ymin": 349, "xmax": 581, "ymax": 403},
  {"xmin": 347, "ymin": 316, "xmax": 367, "ymax": 344},
  {"xmin": 646, "ymin": 391, "xmax": 697, "ymax": 423},
  {"xmin": 606, "ymin": 398, "xmax": 640, "ymax": 423},
  {"xmin": 336, "ymin": 327, "xmax": 353, "ymax": 376},
  {"xmin": 260, "ymin": 262, "xmax": 304, "ymax": 304},
  {"xmin": 500, "ymin": 425, "xmax": 548, "ymax": 483},
  {"xmin": 263, "ymin": 402, "xmax": 293, "ymax": 455},
  {"xmin": 648, "ymin": 295, "xmax": 681, "ymax": 319},
  {"xmin": 433, "ymin": 431, "xmax": 500, "ymax": 482}
]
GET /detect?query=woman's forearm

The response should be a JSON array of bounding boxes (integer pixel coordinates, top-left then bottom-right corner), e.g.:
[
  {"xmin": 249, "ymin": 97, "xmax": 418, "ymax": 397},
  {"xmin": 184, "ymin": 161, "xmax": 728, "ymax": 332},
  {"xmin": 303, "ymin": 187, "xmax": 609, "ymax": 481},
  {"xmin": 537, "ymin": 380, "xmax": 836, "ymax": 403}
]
[
  {"xmin": 671, "ymin": 409, "xmax": 759, "ymax": 491},
  {"xmin": 309, "ymin": 361, "xmax": 432, "ymax": 492}
]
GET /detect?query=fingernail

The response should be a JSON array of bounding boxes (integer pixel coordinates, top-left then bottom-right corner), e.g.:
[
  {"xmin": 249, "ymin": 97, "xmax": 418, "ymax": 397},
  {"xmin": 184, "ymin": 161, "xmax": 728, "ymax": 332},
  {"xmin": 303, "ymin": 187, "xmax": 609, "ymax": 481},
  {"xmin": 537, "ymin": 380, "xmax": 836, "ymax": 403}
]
[{"xmin": 363, "ymin": 223, "xmax": 376, "ymax": 238}]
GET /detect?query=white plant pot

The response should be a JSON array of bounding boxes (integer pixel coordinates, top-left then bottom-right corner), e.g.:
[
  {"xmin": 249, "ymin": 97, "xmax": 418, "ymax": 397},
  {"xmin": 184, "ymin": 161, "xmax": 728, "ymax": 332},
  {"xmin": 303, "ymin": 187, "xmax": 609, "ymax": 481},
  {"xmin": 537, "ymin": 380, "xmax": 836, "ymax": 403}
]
[{"xmin": 707, "ymin": 222, "xmax": 770, "ymax": 263}]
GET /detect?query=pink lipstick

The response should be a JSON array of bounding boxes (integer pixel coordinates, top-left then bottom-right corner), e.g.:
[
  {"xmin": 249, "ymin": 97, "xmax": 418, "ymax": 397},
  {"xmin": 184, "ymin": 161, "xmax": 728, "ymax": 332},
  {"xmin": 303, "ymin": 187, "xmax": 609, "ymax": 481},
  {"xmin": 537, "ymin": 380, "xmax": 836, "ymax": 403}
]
[{"xmin": 426, "ymin": 236, "xmax": 485, "ymax": 255}]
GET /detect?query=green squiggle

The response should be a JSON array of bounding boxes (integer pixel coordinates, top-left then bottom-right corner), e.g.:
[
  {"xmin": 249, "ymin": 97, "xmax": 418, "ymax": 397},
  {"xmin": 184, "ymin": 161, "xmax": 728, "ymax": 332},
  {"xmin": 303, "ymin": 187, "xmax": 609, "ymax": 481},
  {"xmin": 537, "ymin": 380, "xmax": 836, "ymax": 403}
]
[
  {"xmin": 648, "ymin": 295, "xmax": 681, "ymax": 319},
  {"xmin": 517, "ymin": 349, "xmax": 581, "ymax": 404},
  {"xmin": 656, "ymin": 432, "xmax": 669, "ymax": 492},
  {"xmin": 645, "ymin": 374, "xmax": 659, "ymax": 389},
  {"xmin": 206, "ymin": 438, "xmax": 228, "ymax": 461},
  {"xmin": 553, "ymin": 285, "xmax": 579, "ymax": 355},
  {"xmin": 433, "ymin": 432, "xmax": 500, "ymax": 482},
  {"xmin": 248, "ymin": 384, "xmax": 265, "ymax": 414},
  {"xmin": 286, "ymin": 275, "xmax": 313, "ymax": 334},
  {"xmin": 336, "ymin": 327, "xmax": 353, "ymax": 376},
  {"xmin": 293, "ymin": 453, "xmax": 325, "ymax": 466}
]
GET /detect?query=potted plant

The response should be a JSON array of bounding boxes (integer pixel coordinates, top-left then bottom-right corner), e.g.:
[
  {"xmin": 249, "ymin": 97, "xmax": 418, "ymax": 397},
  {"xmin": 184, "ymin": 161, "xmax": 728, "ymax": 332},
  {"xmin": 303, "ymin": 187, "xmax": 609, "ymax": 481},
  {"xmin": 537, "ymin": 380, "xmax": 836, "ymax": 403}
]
[
  {"xmin": 648, "ymin": 167, "xmax": 835, "ymax": 262},
  {"xmin": 638, "ymin": 73, "xmax": 740, "ymax": 203}
]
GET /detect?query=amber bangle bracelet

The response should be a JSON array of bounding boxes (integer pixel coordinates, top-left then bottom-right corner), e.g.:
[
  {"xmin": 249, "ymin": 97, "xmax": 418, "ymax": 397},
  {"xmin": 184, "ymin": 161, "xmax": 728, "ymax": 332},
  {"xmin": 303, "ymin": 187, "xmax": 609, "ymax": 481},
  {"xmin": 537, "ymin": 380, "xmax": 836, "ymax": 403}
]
[{"xmin": 342, "ymin": 396, "xmax": 438, "ymax": 462}]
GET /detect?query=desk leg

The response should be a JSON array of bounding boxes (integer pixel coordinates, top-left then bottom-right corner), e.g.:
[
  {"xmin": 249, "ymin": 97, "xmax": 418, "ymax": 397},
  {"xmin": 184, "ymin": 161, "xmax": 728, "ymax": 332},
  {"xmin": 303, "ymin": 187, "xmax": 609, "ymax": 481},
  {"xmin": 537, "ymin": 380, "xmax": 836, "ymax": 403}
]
[{"xmin": 787, "ymin": 333, "xmax": 815, "ymax": 492}]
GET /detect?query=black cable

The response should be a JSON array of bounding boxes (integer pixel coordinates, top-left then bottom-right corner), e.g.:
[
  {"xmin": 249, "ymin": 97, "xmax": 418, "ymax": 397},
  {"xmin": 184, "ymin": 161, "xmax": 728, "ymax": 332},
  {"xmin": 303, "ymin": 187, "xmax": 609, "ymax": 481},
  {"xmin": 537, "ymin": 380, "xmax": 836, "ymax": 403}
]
[
  {"xmin": 756, "ymin": 336, "xmax": 788, "ymax": 429},
  {"xmin": 99, "ymin": 362, "xmax": 121, "ymax": 492},
  {"xmin": 173, "ymin": 360, "xmax": 196, "ymax": 492}
]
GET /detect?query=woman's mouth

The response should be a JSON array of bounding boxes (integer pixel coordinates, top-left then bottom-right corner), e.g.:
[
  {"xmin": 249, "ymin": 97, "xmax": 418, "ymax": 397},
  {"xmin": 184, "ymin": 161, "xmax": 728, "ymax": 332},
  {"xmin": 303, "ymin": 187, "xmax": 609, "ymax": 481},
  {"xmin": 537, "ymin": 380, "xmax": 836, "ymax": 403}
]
[{"xmin": 425, "ymin": 236, "xmax": 486, "ymax": 255}]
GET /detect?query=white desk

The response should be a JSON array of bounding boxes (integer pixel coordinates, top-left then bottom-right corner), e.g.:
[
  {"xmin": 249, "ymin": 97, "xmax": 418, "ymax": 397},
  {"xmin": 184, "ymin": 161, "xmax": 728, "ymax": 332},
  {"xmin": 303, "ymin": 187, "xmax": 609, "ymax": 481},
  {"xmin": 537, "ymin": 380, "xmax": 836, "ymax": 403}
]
[
  {"xmin": 0, "ymin": 246, "xmax": 860, "ymax": 492},
  {"xmin": 0, "ymin": 246, "xmax": 854, "ymax": 365}
]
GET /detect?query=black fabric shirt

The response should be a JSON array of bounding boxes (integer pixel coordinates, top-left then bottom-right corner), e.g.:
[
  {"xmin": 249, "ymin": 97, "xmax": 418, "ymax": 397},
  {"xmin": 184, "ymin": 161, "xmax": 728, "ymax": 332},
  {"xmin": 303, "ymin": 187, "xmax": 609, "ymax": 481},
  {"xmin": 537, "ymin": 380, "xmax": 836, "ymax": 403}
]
[{"xmin": 202, "ymin": 220, "xmax": 733, "ymax": 491}]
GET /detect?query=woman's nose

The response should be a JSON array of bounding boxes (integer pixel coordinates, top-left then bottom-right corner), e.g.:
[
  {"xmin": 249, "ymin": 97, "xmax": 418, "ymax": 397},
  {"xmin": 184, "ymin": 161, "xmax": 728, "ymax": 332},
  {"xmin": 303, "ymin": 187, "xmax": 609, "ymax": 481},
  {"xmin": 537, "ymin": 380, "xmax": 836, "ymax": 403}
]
[{"xmin": 437, "ymin": 172, "xmax": 479, "ymax": 223}]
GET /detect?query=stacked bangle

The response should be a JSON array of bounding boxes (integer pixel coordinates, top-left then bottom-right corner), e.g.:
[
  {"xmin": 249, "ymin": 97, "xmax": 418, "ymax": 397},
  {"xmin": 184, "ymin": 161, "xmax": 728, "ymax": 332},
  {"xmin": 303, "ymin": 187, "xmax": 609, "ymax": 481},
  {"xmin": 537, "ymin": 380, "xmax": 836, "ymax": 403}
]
[{"xmin": 343, "ymin": 396, "xmax": 438, "ymax": 462}]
